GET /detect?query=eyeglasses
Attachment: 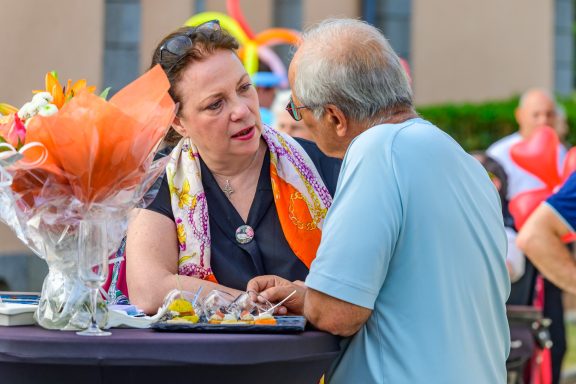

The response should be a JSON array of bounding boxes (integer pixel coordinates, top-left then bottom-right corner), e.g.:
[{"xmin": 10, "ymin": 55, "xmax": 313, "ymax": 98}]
[
  {"xmin": 159, "ymin": 20, "xmax": 221, "ymax": 72},
  {"xmin": 285, "ymin": 97, "xmax": 309, "ymax": 121}
]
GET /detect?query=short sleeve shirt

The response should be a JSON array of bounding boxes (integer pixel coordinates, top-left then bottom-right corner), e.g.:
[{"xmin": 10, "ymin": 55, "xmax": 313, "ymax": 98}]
[{"xmin": 306, "ymin": 118, "xmax": 510, "ymax": 384}]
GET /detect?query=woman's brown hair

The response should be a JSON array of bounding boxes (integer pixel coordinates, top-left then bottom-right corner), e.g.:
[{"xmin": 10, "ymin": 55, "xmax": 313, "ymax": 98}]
[{"xmin": 151, "ymin": 24, "xmax": 239, "ymax": 144}]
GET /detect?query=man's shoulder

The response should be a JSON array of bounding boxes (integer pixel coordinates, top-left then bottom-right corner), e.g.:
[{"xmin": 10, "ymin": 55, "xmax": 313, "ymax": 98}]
[
  {"xmin": 353, "ymin": 118, "xmax": 430, "ymax": 149},
  {"xmin": 487, "ymin": 132, "xmax": 521, "ymax": 155}
]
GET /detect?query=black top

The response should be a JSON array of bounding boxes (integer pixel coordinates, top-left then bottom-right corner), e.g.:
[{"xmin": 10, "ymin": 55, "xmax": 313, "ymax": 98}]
[{"xmin": 146, "ymin": 139, "xmax": 341, "ymax": 290}]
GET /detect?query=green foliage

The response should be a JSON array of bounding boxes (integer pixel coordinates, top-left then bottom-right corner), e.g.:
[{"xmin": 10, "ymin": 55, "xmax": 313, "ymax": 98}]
[{"xmin": 416, "ymin": 95, "xmax": 576, "ymax": 152}]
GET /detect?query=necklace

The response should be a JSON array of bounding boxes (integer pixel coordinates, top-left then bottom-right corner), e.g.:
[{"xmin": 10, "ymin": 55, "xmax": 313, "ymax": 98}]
[{"xmin": 213, "ymin": 145, "xmax": 262, "ymax": 199}]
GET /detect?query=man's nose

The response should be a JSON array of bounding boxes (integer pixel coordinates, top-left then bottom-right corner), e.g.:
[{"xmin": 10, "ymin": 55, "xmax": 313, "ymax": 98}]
[{"xmin": 535, "ymin": 114, "xmax": 552, "ymax": 126}]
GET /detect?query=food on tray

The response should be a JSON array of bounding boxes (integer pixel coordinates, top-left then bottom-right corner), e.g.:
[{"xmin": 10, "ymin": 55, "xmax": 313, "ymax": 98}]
[
  {"xmin": 168, "ymin": 298, "xmax": 194, "ymax": 314},
  {"xmin": 165, "ymin": 296, "xmax": 199, "ymax": 323},
  {"xmin": 239, "ymin": 310, "xmax": 255, "ymax": 324},
  {"xmin": 208, "ymin": 309, "xmax": 226, "ymax": 324},
  {"xmin": 157, "ymin": 289, "xmax": 284, "ymax": 326},
  {"xmin": 167, "ymin": 314, "xmax": 200, "ymax": 324},
  {"xmin": 220, "ymin": 313, "xmax": 243, "ymax": 324},
  {"xmin": 254, "ymin": 313, "xmax": 277, "ymax": 325}
]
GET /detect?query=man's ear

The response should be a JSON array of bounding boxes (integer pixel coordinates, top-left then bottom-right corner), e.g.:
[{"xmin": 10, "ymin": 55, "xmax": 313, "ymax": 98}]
[
  {"xmin": 172, "ymin": 116, "xmax": 187, "ymax": 137},
  {"xmin": 514, "ymin": 107, "xmax": 522, "ymax": 126},
  {"xmin": 323, "ymin": 104, "xmax": 348, "ymax": 137}
]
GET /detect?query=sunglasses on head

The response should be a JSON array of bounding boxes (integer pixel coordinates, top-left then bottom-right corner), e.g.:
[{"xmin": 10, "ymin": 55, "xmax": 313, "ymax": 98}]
[
  {"xmin": 285, "ymin": 97, "xmax": 310, "ymax": 121},
  {"xmin": 159, "ymin": 19, "xmax": 221, "ymax": 72}
]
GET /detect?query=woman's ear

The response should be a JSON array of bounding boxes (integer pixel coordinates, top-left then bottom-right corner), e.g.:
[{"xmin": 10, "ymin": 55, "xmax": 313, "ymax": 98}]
[{"xmin": 172, "ymin": 116, "xmax": 187, "ymax": 137}]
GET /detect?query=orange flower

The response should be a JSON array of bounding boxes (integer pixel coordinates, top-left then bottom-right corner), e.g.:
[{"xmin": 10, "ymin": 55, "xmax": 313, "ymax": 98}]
[{"xmin": 34, "ymin": 71, "xmax": 96, "ymax": 109}]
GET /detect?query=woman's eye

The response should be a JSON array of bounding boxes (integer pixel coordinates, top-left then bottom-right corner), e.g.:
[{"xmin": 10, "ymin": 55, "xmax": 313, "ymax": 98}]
[
  {"xmin": 207, "ymin": 100, "xmax": 223, "ymax": 110},
  {"xmin": 239, "ymin": 83, "xmax": 252, "ymax": 92}
]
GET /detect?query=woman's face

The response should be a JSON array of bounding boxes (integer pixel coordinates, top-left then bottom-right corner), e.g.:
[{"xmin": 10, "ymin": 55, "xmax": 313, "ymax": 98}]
[{"xmin": 173, "ymin": 49, "xmax": 261, "ymax": 162}]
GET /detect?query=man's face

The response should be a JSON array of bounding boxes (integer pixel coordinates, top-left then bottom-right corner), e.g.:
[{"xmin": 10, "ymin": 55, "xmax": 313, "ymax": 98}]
[{"xmin": 515, "ymin": 91, "xmax": 556, "ymax": 139}]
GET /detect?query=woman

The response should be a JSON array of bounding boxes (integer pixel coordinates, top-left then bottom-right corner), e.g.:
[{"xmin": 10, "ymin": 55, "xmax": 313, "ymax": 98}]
[{"xmin": 120, "ymin": 21, "xmax": 340, "ymax": 314}]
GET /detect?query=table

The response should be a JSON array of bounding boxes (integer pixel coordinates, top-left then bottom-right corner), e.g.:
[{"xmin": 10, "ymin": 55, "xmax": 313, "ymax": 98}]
[{"xmin": 0, "ymin": 325, "xmax": 341, "ymax": 384}]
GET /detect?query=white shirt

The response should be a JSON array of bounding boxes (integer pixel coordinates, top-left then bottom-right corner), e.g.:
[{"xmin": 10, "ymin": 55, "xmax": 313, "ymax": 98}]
[{"xmin": 487, "ymin": 132, "xmax": 567, "ymax": 200}]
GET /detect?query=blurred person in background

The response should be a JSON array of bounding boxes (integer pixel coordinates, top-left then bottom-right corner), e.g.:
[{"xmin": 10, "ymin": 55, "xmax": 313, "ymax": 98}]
[
  {"xmin": 252, "ymin": 67, "xmax": 282, "ymax": 126},
  {"xmin": 555, "ymin": 104, "xmax": 570, "ymax": 149},
  {"xmin": 272, "ymin": 90, "xmax": 313, "ymax": 141},
  {"xmin": 518, "ymin": 172, "xmax": 576, "ymax": 296},
  {"xmin": 488, "ymin": 89, "xmax": 565, "ymax": 200},
  {"xmin": 488, "ymin": 88, "xmax": 567, "ymax": 384},
  {"xmin": 472, "ymin": 151, "xmax": 525, "ymax": 283}
]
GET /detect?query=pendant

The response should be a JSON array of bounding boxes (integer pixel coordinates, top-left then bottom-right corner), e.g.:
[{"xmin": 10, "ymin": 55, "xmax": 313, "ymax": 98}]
[
  {"xmin": 222, "ymin": 179, "xmax": 234, "ymax": 199},
  {"xmin": 235, "ymin": 225, "xmax": 254, "ymax": 244}
]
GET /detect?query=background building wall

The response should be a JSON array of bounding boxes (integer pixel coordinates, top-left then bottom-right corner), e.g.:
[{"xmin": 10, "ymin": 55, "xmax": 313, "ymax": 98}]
[
  {"xmin": 0, "ymin": 0, "xmax": 105, "ymax": 107},
  {"xmin": 303, "ymin": 0, "xmax": 360, "ymax": 27},
  {"xmin": 140, "ymin": 0, "xmax": 196, "ymax": 73},
  {"xmin": 412, "ymin": 0, "xmax": 554, "ymax": 104}
]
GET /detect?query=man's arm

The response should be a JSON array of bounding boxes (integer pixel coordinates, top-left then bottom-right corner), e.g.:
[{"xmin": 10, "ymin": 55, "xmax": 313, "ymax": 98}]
[
  {"xmin": 247, "ymin": 275, "xmax": 372, "ymax": 336},
  {"xmin": 517, "ymin": 203, "xmax": 576, "ymax": 294},
  {"xmin": 304, "ymin": 288, "xmax": 372, "ymax": 337}
]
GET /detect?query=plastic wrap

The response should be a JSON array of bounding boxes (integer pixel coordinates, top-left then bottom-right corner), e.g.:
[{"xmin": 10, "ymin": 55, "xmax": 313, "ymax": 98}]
[{"xmin": 0, "ymin": 65, "xmax": 175, "ymax": 330}]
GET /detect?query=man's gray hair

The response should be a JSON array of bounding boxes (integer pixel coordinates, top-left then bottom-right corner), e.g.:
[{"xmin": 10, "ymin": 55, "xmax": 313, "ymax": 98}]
[{"xmin": 293, "ymin": 19, "xmax": 413, "ymax": 123}]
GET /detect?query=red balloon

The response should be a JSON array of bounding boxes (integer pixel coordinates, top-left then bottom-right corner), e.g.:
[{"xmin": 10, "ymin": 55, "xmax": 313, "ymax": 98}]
[
  {"xmin": 227, "ymin": 0, "xmax": 255, "ymax": 39},
  {"xmin": 509, "ymin": 187, "xmax": 552, "ymax": 230},
  {"xmin": 510, "ymin": 126, "xmax": 561, "ymax": 189}
]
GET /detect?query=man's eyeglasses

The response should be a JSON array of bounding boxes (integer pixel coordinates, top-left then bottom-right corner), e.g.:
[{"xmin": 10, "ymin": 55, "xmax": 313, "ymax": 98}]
[
  {"xmin": 286, "ymin": 97, "xmax": 309, "ymax": 121},
  {"xmin": 159, "ymin": 20, "xmax": 221, "ymax": 71}
]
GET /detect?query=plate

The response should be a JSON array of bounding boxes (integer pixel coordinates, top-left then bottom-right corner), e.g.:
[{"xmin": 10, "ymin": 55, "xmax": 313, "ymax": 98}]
[{"xmin": 151, "ymin": 316, "xmax": 307, "ymax": 333}]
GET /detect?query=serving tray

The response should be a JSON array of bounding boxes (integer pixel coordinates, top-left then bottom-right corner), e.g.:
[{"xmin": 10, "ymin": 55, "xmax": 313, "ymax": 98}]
[{"xmin": 151, "ymin": 316, "xmax": 306, "ymax": 333}]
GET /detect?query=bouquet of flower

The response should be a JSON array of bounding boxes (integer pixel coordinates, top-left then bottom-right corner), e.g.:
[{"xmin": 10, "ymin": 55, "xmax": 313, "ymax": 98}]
[{"xmin": 0, "ymin": 65, "xmax": 175, "ymax": 330}]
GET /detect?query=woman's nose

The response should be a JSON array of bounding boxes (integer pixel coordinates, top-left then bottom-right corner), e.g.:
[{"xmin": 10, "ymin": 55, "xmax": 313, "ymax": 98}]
[{"xmin": 230, "ymin": 98, "xmax": 251, "ymax": 121}]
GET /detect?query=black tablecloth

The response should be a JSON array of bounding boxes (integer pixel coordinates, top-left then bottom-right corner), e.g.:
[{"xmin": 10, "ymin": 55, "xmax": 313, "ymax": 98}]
[{"xmin": 0, "ymin": 326, "xmax": 341, "ymax": 384}]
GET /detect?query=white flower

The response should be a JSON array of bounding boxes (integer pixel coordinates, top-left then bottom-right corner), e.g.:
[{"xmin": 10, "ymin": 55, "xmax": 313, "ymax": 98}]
[
  {"xmin": 37, "ymin": 104, "xmax": 58, "ymax": 117},
  {"xmin": 17, "ymin": 102, "xmax": 35, "ymax": 120},
  {"xmin": 31, "ymin": 92, "xmax": 53, "ymax": 109},
  {"xmin": 32, "ymin": 92, "xmax": 54, "ymax": 104}
]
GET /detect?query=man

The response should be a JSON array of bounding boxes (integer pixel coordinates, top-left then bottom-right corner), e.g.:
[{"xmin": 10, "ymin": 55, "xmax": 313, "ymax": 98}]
[
  {"xmin": 517, "ymin": 172, "xmax": 576, "ymax": 296},
  {"xmin": 248, "ymin": 19, "xmax": 510, "ymax": 383},
  {"xmin": 487, "ymin": 89, "xmax": 563, "ymax": 200},
  {"xmin": 488, "ymin": 89, "xmax": 567, "ymax": 384}
]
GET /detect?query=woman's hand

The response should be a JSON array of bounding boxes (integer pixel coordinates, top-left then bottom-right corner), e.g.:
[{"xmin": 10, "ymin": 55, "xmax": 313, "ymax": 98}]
[{"xmin": 247, "ymin": 275, "xmax": 307, "ymax": 315}]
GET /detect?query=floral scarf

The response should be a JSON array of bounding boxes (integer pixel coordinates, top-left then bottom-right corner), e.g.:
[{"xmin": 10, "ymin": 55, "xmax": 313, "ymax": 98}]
[{"xmin": 167, "ymin": 125, "xmax": 332, "ymax": 282}]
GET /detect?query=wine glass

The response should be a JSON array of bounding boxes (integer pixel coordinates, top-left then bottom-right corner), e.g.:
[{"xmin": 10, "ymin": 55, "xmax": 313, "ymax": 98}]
[{"xmin": 76, "ymin": 219, "xmax": 111, "ymax": 336}]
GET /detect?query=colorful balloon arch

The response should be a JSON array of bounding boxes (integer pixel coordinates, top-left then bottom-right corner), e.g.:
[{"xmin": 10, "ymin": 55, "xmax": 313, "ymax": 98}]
[{"xmin": 184, "ymin": 0, "xmax": 301, "ymax": 88}]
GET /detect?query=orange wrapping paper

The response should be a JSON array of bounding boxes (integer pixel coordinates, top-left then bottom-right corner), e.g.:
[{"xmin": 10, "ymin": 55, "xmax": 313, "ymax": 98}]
[{"xmin": 14, "ymin": 65, "xmax": 175, "ymax": 206}]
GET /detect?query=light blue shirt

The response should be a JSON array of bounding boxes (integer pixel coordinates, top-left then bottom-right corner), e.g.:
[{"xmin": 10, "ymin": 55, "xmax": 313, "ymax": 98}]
[{"xmin": 306, "ymin": 118, "xmax": 510, "ymax": 384}]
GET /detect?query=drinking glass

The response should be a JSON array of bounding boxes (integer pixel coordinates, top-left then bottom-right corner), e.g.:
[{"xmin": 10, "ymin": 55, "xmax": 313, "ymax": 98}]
[
  {"xmin": 201, "ymin": 290, "xmax": 235, "ymax": 321},
  {"xmin": 76, "ymin": 219, "xmax": 111, "ymax": 336}
]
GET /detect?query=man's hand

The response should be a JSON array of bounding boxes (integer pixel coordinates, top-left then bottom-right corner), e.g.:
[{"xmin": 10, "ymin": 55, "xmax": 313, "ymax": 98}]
[{"xmin": 246, "ymin": 275, "xmax": 307, "ymax": 315}]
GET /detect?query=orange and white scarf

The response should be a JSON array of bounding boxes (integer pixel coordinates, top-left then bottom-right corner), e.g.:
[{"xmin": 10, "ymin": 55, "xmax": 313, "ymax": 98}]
[{"xmin": 166, "ymin": 125, "xmax": 332, "ymax": 282}]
